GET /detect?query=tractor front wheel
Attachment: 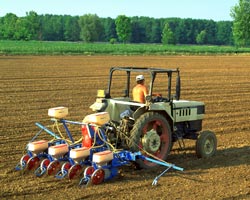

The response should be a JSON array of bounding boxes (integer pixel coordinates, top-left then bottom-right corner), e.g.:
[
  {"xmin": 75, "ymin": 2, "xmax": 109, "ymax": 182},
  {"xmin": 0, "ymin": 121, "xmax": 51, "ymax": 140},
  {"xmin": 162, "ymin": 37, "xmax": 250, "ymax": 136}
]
[
  {"xmin": 128, "ymin": 112, "xmax": 172, "ymax": 169},
  {"xmin": 196, "ymin": 130, "xmax": 217, "ymax": 158}
]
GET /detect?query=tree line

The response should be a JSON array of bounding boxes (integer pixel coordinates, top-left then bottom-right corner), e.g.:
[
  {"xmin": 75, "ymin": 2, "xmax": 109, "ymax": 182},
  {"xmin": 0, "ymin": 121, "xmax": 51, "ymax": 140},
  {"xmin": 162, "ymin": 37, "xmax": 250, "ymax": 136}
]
[{"xmin": 0, "ymin": 11, "xmax": 234, "ymax": 45}]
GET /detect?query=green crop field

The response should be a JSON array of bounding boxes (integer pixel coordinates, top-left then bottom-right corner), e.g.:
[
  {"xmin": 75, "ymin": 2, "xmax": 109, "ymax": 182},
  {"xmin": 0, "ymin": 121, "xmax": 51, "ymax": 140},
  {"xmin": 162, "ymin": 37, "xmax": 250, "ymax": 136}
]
[{"xmin": 1, "ymin": 40, "xmax": 250, "ymax": 55}]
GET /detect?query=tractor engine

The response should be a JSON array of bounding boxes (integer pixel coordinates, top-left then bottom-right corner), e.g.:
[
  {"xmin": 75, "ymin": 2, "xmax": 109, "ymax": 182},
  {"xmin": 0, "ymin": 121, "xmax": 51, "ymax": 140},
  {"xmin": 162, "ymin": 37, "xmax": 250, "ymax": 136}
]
[{"xmin": 103, "ymin": 116, "xmax": 134, "ymax": 150}]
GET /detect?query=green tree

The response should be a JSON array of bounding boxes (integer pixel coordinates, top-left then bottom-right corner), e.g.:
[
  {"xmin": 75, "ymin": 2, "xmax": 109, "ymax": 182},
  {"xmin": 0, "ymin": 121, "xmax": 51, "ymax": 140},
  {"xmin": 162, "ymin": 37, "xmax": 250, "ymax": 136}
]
[
  {"xmin": 151, "ymin": 20, "xmax": 161, "ymax": 43},
  {"xmin": 64, "ymin": 16, "xmax": 80, "ymax": 41},
  {"xmin": 101, "ymin": 17, "xmax": 117, "ymax": 42},
  {"xmin": 165, "ymin": 18, "xmax": 180, "ymax": 44},
  {"xmin": 182, "ymin": 19, "xmax": 194, "ymax": 44},
  {"xmin": 0, "ymin": 13, "xmax": 18, "ymax": 39},
  {"xmin": 196, "ymin": 30, "xmax": 206, "ymax": 44},
  {"xmin": 204, "ymin": 20, "xmax": 217, "ymax": 44},
  {"xmin": 231, "ymin": 0, "xmax": 250, "ymax": 46},
  {"xmin": 142, "ymin": 17, "xmax": 154, "ymax": 42},
  {"xmin": 79, "ymin": 14, "xmax": 103, "ymax": 42},
  {"xmin": 175, "ymin": 19, "xmax": 186, "ymax": 44},
  {"xmin": 216, "ymin": 21, "xmax": 233, "ymax": 45},
  {"xmin": 14, "ymin": 17, "xmax": 29, "ymax": 40},
  {"xmin": 161, "ymin": 22, "xmax": 175, "ymax": 45},
  {"xmin": 40, "ymin": 14, "xmax": 64, "ymax": 41},
  {"xmin": 10, "ymin": 11, "xmax": 40, "ymax": 40},
  {"xmin": 0, "ymin": 17, "xmax": 3, "ymax": 39},
  {"xmin": 175, "ymin": 18, "xmax": 196, "ymax": 44},
  {"xmin": 115, "ymin": 15, "xmax": 132, "ymax": 43},
  {"xmin": 25, "ymin": 11, "xmax": 40, "ymax": 40},
  {"xmin": 131, "ymin": 17, "xmax": 142, "ymax": 43}
]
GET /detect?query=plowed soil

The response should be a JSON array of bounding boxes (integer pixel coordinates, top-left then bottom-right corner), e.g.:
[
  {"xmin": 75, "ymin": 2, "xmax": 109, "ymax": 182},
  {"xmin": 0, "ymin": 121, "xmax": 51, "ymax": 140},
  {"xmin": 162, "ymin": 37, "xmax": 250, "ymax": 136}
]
[{"xmin": 0, "ymin": 55, "xmax": 249, "ymax": 200}]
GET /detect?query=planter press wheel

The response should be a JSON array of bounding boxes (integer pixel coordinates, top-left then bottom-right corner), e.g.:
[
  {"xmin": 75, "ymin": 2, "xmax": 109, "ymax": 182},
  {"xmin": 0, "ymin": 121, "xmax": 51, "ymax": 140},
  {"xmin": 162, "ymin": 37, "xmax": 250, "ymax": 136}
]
[
  {"xmin": 68, "ymin": 164, "xmax": 82, "ymax": 180},
  {"xmin": 20, "ymin": 154, "xmax": 31, "ymax": 169},
  {"xmin": 27, "ymin": 156, "xmax": 40, "ymax": 170},
  {"xmin": 196, "ymin": 130, "xmax": 217, "ymax": 158},
  {"xmin": 47, "ymin": 160, "xmax": 61, "ymax": 176},
  {"xmin": 61, "ymin": 162, "xmax": 71, "ymax": 173},
  {"xmin": 40, "ymin": 158, "xmax": 50, "ymax": 169},
  {"xmin": 129, "ymin": 112, "xmax": 172, "ymax": 169},
  {"xmin": 35, "ymin": 158, "xmax": 50, "ymax": 177},
  {"xmin": 84, "ymin": 166, "xmax": 95, "ymax": 177},
  {"xmin": 40, "ymin": 158, "xmax": 50, "ymax": 173},
  {"xmin": 79, "ymin": 166, "xmax": 95, "ymax": 186},
  {"xmin": 91, "ymin": 169, "xmax": 105, "ymax": 185}
]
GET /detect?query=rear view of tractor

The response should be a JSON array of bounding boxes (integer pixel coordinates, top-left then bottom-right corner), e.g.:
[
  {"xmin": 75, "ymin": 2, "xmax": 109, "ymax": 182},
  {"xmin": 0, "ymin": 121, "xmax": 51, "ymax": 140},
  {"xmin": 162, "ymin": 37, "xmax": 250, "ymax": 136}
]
[{"xmin": 90, "ymin": 67, "xmax": 217, "ymax": 169}]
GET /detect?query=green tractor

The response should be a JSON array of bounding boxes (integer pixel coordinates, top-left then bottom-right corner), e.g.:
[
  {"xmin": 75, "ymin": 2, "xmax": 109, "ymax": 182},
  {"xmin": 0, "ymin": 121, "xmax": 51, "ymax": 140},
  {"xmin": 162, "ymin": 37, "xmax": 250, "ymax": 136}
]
[{"xmin": 90, "ymin": 67, "xmax": 217, "ymax": 169}]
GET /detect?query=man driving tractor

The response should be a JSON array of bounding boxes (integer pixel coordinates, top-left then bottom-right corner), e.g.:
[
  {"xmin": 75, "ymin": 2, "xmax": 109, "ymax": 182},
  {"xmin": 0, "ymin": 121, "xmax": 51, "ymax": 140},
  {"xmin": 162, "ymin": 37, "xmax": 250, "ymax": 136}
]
[{"xmin": 132, "ymin": 75, "xmax": 148, "ymax": 103}]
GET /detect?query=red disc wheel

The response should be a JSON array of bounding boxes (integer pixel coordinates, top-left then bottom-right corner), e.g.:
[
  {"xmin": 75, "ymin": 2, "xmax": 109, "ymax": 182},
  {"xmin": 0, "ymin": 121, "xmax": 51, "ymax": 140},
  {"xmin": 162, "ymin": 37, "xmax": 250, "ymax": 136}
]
[
  {"xmin": 61, "ymin": 162, "xmax": 71, "ymax": 172},
  {"xmin": 91, "ymin": 169, "xmax": 105, "ymax": 185},
  {"xmin": 84, "ymin": 166, "xmax": 95, "ymax": 177},
  {"xmin": 47, "ymin": 160, "xmax": 61, "ymax": 176},
  {"xmin": 68, "ymin": 164, "xmax": 82, "ymax": 180},
  {"xmin": 27, "ymin": 156, "xmax": 40, "ymax": 170},
  {"xmin": 40, "ymin": 158, "xmax": 50, "ymax": 169},
  {"xmin": 20, "ymin": 154, "xmax": 31, "ymax": 169}
]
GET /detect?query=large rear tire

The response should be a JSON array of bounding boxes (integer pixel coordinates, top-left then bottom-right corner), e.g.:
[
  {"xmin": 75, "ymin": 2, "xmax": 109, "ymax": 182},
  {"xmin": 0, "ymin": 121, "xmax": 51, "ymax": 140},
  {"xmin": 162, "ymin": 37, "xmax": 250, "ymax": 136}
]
[{"xmin": 128, "ymin": 112, "xmax": 172, "ymax": 169}]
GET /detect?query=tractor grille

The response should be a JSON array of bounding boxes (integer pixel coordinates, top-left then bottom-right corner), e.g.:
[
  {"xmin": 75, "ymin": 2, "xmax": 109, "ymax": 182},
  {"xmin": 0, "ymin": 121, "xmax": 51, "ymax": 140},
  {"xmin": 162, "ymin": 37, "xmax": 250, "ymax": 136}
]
[
  {"xmin": 174, "ymin": 105, "xmax": 205, "ymax": 117},
  {"xmin": 179, "ymin": 108, "xmax": 191, "ymax": 116}
]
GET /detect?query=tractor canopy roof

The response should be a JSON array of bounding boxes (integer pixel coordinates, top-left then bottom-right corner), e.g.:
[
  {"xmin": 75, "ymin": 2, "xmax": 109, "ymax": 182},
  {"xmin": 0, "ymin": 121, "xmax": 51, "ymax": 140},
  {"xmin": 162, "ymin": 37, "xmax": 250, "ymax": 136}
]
[
  {"xmin": 109, "ymin": 67, "xmax": 179, "ymax": 74},
  {"xmin": 106, "ymin": 67, "xmax": 181, "ymax": 101}
]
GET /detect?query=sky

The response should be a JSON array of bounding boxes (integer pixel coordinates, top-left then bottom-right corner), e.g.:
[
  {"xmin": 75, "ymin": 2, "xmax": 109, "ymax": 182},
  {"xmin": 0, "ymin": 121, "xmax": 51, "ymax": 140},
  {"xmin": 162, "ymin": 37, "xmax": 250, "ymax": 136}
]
[{"xmin": 0, "ymin": 0, "xmax": 238, "ymax": 21}]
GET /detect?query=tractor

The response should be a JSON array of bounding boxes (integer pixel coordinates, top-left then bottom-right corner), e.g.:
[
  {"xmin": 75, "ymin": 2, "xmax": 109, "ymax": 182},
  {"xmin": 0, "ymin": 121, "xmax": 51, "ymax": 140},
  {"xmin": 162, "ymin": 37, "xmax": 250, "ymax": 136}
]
[
  {"xmin": 90, "ymin": 67, "xmax": 217, "ymax": 169},
  {"xmin": 15, "ymin": 67, "xmax": 217, "ymax": 186}
]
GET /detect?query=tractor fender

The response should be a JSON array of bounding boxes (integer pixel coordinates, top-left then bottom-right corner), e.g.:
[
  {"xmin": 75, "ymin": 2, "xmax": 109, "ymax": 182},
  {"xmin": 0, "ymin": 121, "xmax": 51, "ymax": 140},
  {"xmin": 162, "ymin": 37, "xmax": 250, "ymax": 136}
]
[
  {"xmin": 149, "ymin": 103, "xmax": 174, "ymax": 120},
  {"xmin": 133, "ymin": 105, "xmax": 174, "ymax": 131},
  {"xmin": 132, "ymin": 106, "xmax": 147, "ymax": 120}
]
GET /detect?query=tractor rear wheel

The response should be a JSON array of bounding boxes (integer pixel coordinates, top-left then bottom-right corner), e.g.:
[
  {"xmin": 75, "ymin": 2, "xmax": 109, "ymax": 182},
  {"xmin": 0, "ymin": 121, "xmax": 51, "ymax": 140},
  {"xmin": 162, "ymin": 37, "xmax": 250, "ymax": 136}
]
[
  {"xmin": 128, "ymin": 112, "xmax": 172, "ymax": 169},
  {"xmin": 196, "ymin": 130, "xmax": 217, "ymax": 158}
]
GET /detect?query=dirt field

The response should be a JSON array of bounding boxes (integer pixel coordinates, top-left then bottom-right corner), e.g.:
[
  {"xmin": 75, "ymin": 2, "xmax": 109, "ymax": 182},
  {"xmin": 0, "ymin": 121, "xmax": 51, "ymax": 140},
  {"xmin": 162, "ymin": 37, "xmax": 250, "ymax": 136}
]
[{"xmin": 0, "ymin": 55, "xmax": 249, "ymax": 200}]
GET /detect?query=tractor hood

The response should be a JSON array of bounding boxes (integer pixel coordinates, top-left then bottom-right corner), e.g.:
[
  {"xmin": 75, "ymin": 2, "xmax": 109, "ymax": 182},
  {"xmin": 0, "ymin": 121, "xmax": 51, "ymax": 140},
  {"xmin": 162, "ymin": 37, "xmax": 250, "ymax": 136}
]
[{"xmin": 172, "ymin": 100, "xmax": 205, "ymax": 122}]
